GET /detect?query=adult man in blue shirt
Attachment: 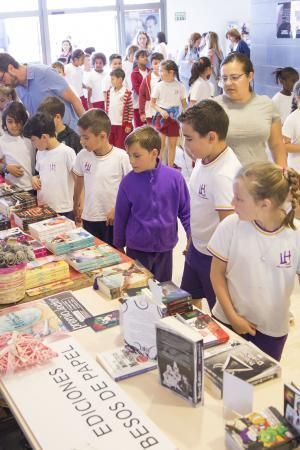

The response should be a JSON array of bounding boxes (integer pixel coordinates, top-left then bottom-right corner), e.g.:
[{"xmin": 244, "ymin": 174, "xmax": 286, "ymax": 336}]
[{"xmin": 0, "ymin": 53, "xmax": 85, "ymax": 129}]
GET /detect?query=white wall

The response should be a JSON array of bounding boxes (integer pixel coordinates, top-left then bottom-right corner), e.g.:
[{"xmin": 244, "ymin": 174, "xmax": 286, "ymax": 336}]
[{"xmin": 166, "ymin": 0, "xmax": 251, "ymax": 57}]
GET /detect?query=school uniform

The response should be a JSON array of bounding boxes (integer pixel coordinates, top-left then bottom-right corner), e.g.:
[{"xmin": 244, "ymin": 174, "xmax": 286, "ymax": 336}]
[
  {"xmin": 181, "ymin": 147, "xmax": 241, "ymax": 309},
  {"xmin": 272, "ymin": 92, "xmax": 293, "ymax": 124},
  {"xmin": 208, "ymin": 213, "xmax": 300, "ymax": 360},
  {"xmin": 113, "ymin": 160, "xmax": 190, "ymax": 282},
  {"xmin": 57, "ymin": 124, "xmax": 82, "ymax": 154},
  {"xmin": 282, "ymin": 108, "xmax": 300, "ymax": 171},
  {"xmin": 86, "ymin": 70, "xmax": 106, "ymax": 110},
  {"xmin": 106, "ymin": 86, "xmax": 133, "ymax": 149},
  {"xmin": 64, "ymin": 63, "xmax": 87, "ymax": 110},
  {"xmin": 139, "ymin": 71, "xmax": 160, "ymax": 123},
  {"xmin": 131, "ymin": 66, "xmax": 149, "ymax": 128},
  {"xmin": 36, "ymin": 143, "xmax": 75, "ymax": 215},
  {"xmin": 73, "ymin": 147, "xmax": 131, "ymax": 245}
]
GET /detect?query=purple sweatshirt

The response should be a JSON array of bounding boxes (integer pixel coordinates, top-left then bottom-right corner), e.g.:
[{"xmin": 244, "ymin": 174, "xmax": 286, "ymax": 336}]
[{"xmin": 113, "ymin": 160, "xmax": 190, "ymax": 252}]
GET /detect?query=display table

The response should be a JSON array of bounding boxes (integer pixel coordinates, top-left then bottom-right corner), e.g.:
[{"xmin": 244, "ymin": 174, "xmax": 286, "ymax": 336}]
[{"xmin": 0, "ymin": 287, "xmax": 299, "ymax": 450}]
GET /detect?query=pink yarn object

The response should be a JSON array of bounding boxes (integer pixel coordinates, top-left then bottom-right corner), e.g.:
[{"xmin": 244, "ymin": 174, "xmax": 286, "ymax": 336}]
[{"xmin": 0, "ymin": 332, "xmax": 58, "ymax": 375}]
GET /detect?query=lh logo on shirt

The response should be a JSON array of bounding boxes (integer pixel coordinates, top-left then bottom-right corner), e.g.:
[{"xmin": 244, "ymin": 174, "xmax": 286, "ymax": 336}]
[
  {"xmin": 50, "ymin": 163, "xmax": 56, "ymax": 172},
  {"xmin": 198, "ymin": 184, "xmax": 208, "ymax": 199},
  {"xmin": 84, "ymin": 162, "xmax": 91, "ymax": 173},
  {"xmin": 277, "ymin": 250, "xmax": 292, "ymax": 268}
]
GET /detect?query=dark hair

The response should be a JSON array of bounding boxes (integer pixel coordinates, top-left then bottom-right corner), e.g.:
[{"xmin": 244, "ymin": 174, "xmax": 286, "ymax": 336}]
[
  {"xmin": 125, "ymin": 45, "xmax": 139, "ymax": 61},
  {"xmin": 61, "ymin": 39, "xmax": 72, "ymax": 53},
  {"xmin": 236, "ymin": 161, "xmax": 300, "ymax": 230},
  {"xmin": 23, "ymin": 112, "xmax": 56, "ymax": 138},
  {"xmin": 151, "ymin": 52, "xmax": 164, "ymax": 63},
  {"xmin": 91, "ymin": 52, "xmax": 107, "ymax": 66},
  {"xmin": 134, "ymin": 49, "xmax": 148, "ymax": 61},
  {"xmin": 2, "ymin": 101, "xmax": 28, "ymax": 133},
  {"xmin": 145, "ymin": 15, "xmax": 157, "ymax": 25},
  {"xmin": 57, "ymin": 57, "xmax": 67, "ymax": 64},
  {"xmin": 71, "ymin": 49, "xmax": 84, "ymax": 61},
  {"xmin": 221, "ymin": 52, "xmax": 254, "ymax": 74},
  {"xmin": 189, "ymin": 57, "xmax": 211, "ymax": 86},
  {"xmin": 109, "ymin": 53, "xmax": 122, "ymax": 65},
  {"xmin": 188, "ymin": 32, "xmax": 201, "ymax": 48},
  {"xmin": 160, "ymin": 60, "xmax": 180, "ymax": 81},
  {"xmin": 78, "ymin": 109, "xmax": 111, "ymax": 135},
  {"xmin": 178, "ymin": 100, "xmax": 229, "ymax": 141},
  {"xmin": 0, "ymin": 53, "xmax": 19, "ymax": 72},
  {"xmin": 84, "ymin": 47, "xmax": 96, "ymax": 56},
  {"xmin": 273, "ymin": 66, "xmax": 299, "ymax": 84},
  {"xmin": 110, "ymin": 68, "xmax": 125, "ymax": 80},
  {"xmin": 125, "ymin": 125, "xmax": 161, "ymax": 154},
  {"xmin": 37, "ymin": 96, "xmax": 65, "ymax": 119},
  {"xmin": 157, "ymin": 31, "xmax": 167, "ymax": 44}
]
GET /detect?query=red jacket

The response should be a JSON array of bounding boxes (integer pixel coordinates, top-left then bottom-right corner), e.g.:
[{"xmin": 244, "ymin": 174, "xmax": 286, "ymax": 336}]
[
  {"xmin": 131, "ymin": 66, "xmax": 149, "ymax": 96},
  {"xmin": 139, "ymin": 72, "xmax": 153, "ymax": 116},
  {"xmin": 105, "ymin": 87, "xmax": 133, "ymax": 129}
]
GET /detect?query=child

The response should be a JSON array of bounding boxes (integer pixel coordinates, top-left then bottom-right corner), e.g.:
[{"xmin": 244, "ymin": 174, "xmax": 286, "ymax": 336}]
[
  {"xmin": 113, "ymin": 125, "xmax": 190, "ymax": 282},
  {"xmin": 0, "ymin": 86, "xmax": 16, "ymax": 135},
  {"xmin": 102, "ymin": 54, "xmax": 123, "ymax": 97},
  {"xmin": 188, "ymin": 57, "xmax": 213, "ymax": 106},
  {"xmin": 23, "ymin": 112, "xmax": 76, "ymax": 218},
  {"xmin": 123, "ymin": 45, "xmax": 139, "ymax": 89},
  {"xmin": 151, "ymin": 60, "xmax": 187, "ymax": 168},
  {"xmin": 0, "ymin": 102, "xmax": 35, "ymax": 191},
  {"xmin": 86, "ymin": 52, "xmax": 107, "ymax": 110},
  {"xmin": 283, "ymin": 80, "xmax": 300, "ymax": 172},
  {"xmin": 139, "ymin": 52, "xmax": 164, "ymax": 125},
  {"xmin": 178, "ymin": 100, "xmax": 241, "ymax": 310},
  {"xmin": 73, "ymin": 109, "xmax": 131, "ymax": 245},
  {"xmin": 131, "ymin": 49, "xmax": 149, "ymax": 128},
  {"xmin": 208, "ymin": 161, "xmax": 300, "ymax": 361},
  {"xmin": 38, "ymin": 96, "xmax": 82, "ymax": 154},
  {"xmin": 51, "ymin": 61, "xmax": 65, "ymax": 77},
  {"xmin": 64, "ymin": 49, "xmax": 88, "ymax": 110},
  {"xmin": 105, "ymin": 68, "xmax": 133, "ymax": 150},
  {"xmin": 272, "ymin": 67, "xmax": 299, "ymax": 124}
]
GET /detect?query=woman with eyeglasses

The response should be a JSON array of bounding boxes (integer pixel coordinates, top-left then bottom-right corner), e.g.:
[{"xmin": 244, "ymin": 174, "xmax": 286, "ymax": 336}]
[{"xmin": 214, "ymin": 53, "xmax": 286, "ymax": 167}]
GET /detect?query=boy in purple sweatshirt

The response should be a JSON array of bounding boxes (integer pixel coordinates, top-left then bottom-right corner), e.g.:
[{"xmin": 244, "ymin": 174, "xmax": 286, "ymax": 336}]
[{"xmin": 113, "ymin": 125, "xmax": 190, "ymax": 282}]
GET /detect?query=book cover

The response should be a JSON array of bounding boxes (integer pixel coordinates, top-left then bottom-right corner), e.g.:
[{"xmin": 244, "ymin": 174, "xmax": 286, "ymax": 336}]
[
  {"xmin": 85, "ymin": 310, "xmax": 120, "ymax": 332},
  {"xmin": 0, "ymin": 183, "xmax": 23, "ymax": 197},
  {"xmin": 284, "ymin": 383, "xmax": 300, "ymax": 434},
  {"xmin": 181, "ymin": 309, "xmax": 229, "ymax": 348},
  {"xmin": 156, "ymin": 316, "xmax": 204, "ymax": 406},
  {"xmin": 96, "ymin": 346, "xmax": 157, "ymax": 381},
  {"xmin": 29, "ymin": 216, "xmax": 75, "ymax": 241},
  {"xmin": 159, "ymin": 281, "xmax": 192, "ymax": 304},
  {"xmin": 66, "ymin": 244, "xmax": 121, "ymax": 273},
  {"xmin": 13, "ymin": 206, "xmax": 57, "ymax": 230},
  {"xmin": 94, "ymin": 260, "xmax": 153, "ymax": 298},
  {"xmin": 204, "ymin": 342, "xmax": 281, "ymax": 396},
  {"xmin": 46, "ymin": 228, "xmax": 94, "ymax": 255}
]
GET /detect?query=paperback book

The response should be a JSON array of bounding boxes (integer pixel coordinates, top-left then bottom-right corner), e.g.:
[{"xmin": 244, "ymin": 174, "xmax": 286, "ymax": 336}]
[
  {"xmin": 180, "ymin": 309, "xmax": 229, "ymax": 348},
  {"xmin": 0, "ymin": 183, "xmax": 23, "ymax": 197},
  {"xmin": 284, "ymin": 383, "xmax": 300, "ymax": 434},
  {"xmin": 45, "ymin": 227, "xmax": 94, "ymax": 255},
  {"xmin": 156, "ymin": 315, "xmax": 204, "ymax": 406},
  {"xmin": 13, "ymin": 206, "xmax": 57, "ymax": 231},
  {"xmin": 25, "ymin": 259, "xmax": 70, "ymax": 289},
  {"xmin": 204, "ymin": 341, "xmax": 281, "ymax": 398},
  {"xmin": 93, "ymin": 260, "xmax": 153, "ymax": 299},
  {"xmin": 0, "ymin": 192, "xmax": 37, "ymax": 217},
  {"xmin": 96, "ymin": 346, "xmax": 157, "ymax": 381},
  {"xmin": 66, "ymin": 244, "xmax": 122, "ymax": 273},
  {"xmin": 28, "ymin": 216, "xmax": 75, "ymax": 241}
]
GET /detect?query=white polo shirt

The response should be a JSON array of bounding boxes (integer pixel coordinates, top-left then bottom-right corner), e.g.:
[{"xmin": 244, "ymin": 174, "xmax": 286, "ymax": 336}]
[
  {"xmin": 189, "ymin": 77, "xmax": 212, "ymax": 103},
  {"xmin": 86, "ymin": 70, "xmax": 106, "ymax": 103},
  {"xmin": 152, "ymin": 80, "xmax": 186, "ymax": 108},
  {"xmin": 208, "ymin": 213, "xmax": 300, "ymax": 336},
  {"xmin": 35, "ymin": 143, "xmax": 75, "ymax": 213},
  {"xmin": 282, "ymin": 108, "xmax": 300, "ymax": 172},
  {"xmin": 190, "ymin": 147, "xmax": 241, "ymax": 255},
  {"xmin": 65, "ymin": 64, "xmax": 84, "ymax": 97},
  {"xmin": 107, "ymin": 86, "xmax": 126, "ymax": 126},
  {"xmin": 73, "ymin": 147, "xmax": 131, "ymax": 221},
  {"xmin": 0, "ymin": 134, "xmax": 35, "ymax": 191}
]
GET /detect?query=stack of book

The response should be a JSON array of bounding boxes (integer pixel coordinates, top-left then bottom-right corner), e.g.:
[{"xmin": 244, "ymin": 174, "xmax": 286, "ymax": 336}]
[
  {"xmin": 0, "ymin": 183, "xmax": 23, "ymax": 197},
  {"xmin": 65, "ymin": 244, "xmax": 122, "ymax": 273},
  {"xmin": 156, "ymin": 315, "xmax": 204, "ymax": 406},
  {"xmin": 13, "ymin": 206, "xmax": 57, "ymax": 231},
  {"xmin": 204, "ymin": 341, "xmax": 282, "ymax": 398},
  {"xmin": 25, "ymin": 257, "xmax": 70, "ymax": 289},
  {"xmin": 159, "ymin": 281, "xmax": 193, "ymax": 316},
  {"xmin": 45, "ymin": 228, "xmax": 95, "ymax": 255},
  {"xmin": 0, "ymin": 192, "xmax": 37, "ymax": 217},
  {"xmin": 28, "ymin": 216, "xmax": 75, "ymax": 242},
  {"xmin": 93, "ymin": 261, "xmax": 153, "ymax": 299}
]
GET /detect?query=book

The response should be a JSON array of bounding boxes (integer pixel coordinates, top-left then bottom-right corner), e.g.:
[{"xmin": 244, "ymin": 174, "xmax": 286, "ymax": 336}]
[
  {"xmin": 0, "ymin": 213, "xmax": 9, "ymax": 230},
  {"xmin": 204, "ymin": 341, "xmax": 281, "ymax": 398},
  {"xmin": 0, "ymin": 192, "xmax": 37, "ymax": 217},
  {"xmin": 96, "ymin": 346, "xmax": 157, "ymax": 381},
  {"xmin": 94, "ymin": 261, "xmax": 153, "ymax": 299},
  {"xmin": 65, "ymin": 244, "xmax": 122, "ymax": 273},
  {"xmin": 156, "ymin": 315, "xmax": 204, "ymax": 406},
  {"xmin": 85, "ymin": 310, "xmax": 120, "ymax": 332},
  {"xmin": 0, "ymin": 183, "xmax": 23, "ymax": 197},
  {"xmin": 225, "ymin": 406, "xmax": 300, "ymax": 450},
  {"xmin": 28, "ymin": 216, "xmax": 75, "ymax": 241},
  {"xmin": 284, "ymin": 383, "xmax": 300, "ymax": 434},
  {"xmin": 45, "ymin": 227, "xmax": 95, "ymax": 255},
  {"xmin": 25, "ymin": 259, "xmax": 70, "ymax": 289},
  {"xmin": 180, "ymin": 309, "xmax": 229, "ymax": 349},
  {"xmin": 13, "ymin": 206, "xmax": 57, "ymax": 231}
]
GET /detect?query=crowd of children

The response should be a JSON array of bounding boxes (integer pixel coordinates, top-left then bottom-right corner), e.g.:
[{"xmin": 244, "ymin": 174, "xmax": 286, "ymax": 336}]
[{"xmin": 0, "ymin": 34, "xmax": 299, "ymax": 363}]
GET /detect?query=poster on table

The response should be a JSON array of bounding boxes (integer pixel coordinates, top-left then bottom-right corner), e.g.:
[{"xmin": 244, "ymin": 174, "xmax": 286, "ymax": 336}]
[{"xmin": 1, "ymin": 337, "xmax": 177, "ymax": 450}]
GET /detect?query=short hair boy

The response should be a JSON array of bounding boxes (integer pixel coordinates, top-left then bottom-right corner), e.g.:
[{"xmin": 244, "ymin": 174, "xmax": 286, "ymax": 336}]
[
  {"xmin": 38, "ymin": 96, "xmax": 82, "ymax": 154},
  {"xmin": 73, "ymin": 109, "xmax": 131, "ymax": 245},
  {"xmin": 86, "ymin": 52, "xmax": 107, "ymax": 110},
  {"xmin": 113, "ymin": 125, "xmax": 190, "ymax": 282},
  {"xmin": 178, "ymin": 99, "xmax": 241, "ymax": 310},
  {"xmin": 139, "ymin": 52, "xmax": 164, "ymax": 124},
  {"xmin": 23, "ymin": 112, "xmax": 76, "ymax": 218},
  {"xmin": 102, "ymin": 54, "xmax": 123, "ymax": 95}
]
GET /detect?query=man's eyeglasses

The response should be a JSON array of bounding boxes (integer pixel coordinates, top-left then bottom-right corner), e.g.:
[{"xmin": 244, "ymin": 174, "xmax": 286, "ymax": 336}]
[
  {"xmin": 0, "ymin": 71, "xmax": 6, "ymax": 84},
  {"xmin": 219, "ymin": 73, "xmax": 247, "ymax": 84}
]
